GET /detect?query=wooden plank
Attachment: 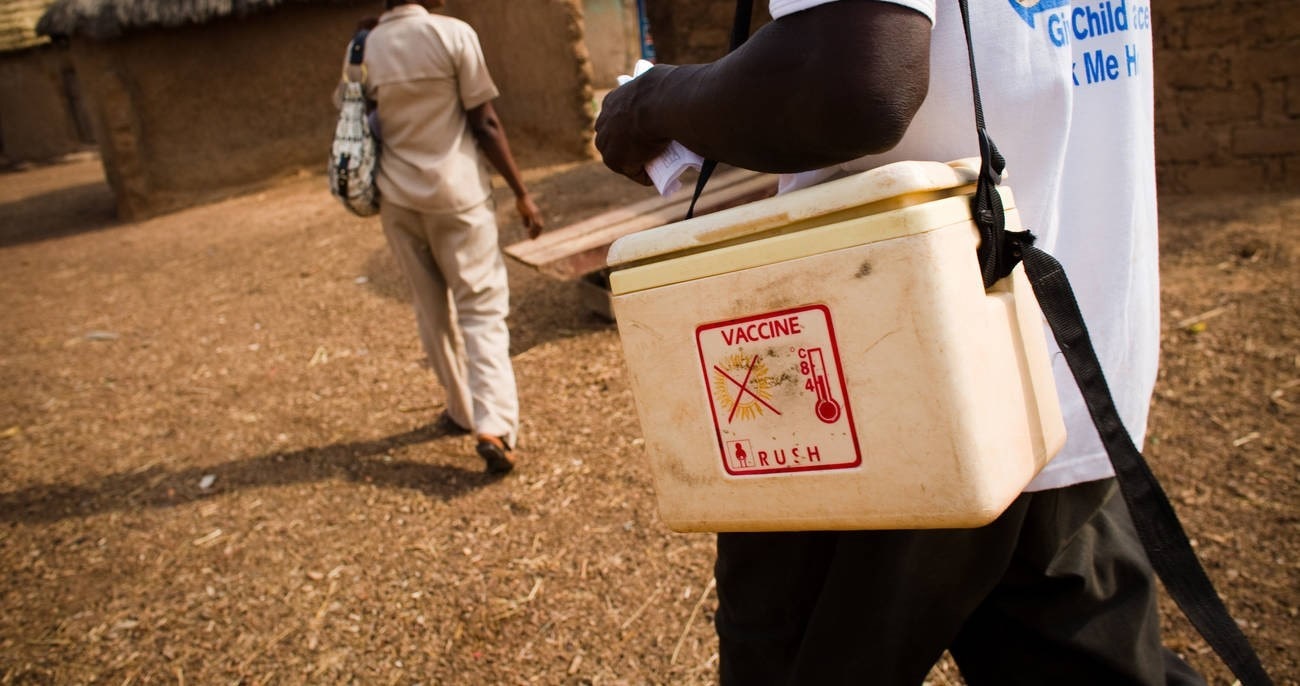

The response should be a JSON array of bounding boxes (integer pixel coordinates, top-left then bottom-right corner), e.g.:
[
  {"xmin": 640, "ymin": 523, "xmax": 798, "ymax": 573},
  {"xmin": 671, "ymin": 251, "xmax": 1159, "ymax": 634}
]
[
  {"xmin": 506, "ymin": 167, "xmax": 760, "ymax": 266},
  {"xmin": 531, "ymin": 174, "xmax": 777, "ymax": 280},
  {"xmin": 506, "ymin": 169, "xmax": 777, "ymax": 281},
  {"xmin": 522, "ymin": 172, "xmax": 775, "ymax": 268}
]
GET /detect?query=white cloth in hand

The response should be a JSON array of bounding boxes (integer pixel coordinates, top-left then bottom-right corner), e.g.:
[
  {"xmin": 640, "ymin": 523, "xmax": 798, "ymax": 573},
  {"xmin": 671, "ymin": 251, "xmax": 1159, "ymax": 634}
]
[{"xmin": 616, "ymin": 60, "xmax": 705, "ymax": 196}]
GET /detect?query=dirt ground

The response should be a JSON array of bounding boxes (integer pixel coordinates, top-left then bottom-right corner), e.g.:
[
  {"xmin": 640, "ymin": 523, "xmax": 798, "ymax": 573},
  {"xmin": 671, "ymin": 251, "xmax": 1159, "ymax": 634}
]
[{"xmin": 0, "ymin": 154, "xmax": 1295, "ymax": 685}]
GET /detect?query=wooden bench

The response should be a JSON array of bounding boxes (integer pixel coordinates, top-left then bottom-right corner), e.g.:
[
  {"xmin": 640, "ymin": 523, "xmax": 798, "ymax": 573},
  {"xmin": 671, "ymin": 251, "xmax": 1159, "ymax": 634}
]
[{"xmin": 504, "ymin": 168, "xmax": 778, "ymax": 283}]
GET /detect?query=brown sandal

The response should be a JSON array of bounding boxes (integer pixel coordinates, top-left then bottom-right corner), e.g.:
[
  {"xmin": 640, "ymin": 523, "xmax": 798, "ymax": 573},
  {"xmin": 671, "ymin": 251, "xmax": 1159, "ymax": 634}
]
[{"xmin": 475, "ymin": 435, "xmax": 516, "ymax": 474}]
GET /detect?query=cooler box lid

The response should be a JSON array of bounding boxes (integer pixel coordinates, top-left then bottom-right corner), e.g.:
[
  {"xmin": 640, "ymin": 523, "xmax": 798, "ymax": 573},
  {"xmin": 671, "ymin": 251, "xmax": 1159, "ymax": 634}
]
[{"xmin": 606, "ymin": 159, "xmax": 982, "ymax": 269}]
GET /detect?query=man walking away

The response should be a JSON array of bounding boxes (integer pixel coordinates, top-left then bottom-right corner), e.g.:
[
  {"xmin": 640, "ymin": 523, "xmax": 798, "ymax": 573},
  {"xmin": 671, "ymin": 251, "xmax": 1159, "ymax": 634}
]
[{"xmin": 354, "ymin": 0, "xmax": 544, "ymax": 474}]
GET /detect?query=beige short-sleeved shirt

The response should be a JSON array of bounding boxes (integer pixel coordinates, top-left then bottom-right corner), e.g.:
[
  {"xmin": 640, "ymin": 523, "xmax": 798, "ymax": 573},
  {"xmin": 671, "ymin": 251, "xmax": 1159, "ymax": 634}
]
[{"xmin": 361, "ymin": 5, "xmax": 500, "ymax": 213}]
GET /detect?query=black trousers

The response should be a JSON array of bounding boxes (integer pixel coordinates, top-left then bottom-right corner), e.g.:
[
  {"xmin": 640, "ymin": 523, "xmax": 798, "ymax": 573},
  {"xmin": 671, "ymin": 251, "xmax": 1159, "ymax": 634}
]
[{"xmin": 714, "ymin": 478, "xmax": 1206, "ymax": 686}]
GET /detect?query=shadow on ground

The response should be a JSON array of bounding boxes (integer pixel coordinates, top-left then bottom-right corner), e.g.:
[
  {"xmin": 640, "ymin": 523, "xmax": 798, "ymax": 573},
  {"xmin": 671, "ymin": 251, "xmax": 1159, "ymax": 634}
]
[
  {"xmin": 0, "ymin": 422, "xmax": 501, "ymax": 525},
  {"xmin": 0, "ymin": 181, "xmax": 118, "ymax": 249}
]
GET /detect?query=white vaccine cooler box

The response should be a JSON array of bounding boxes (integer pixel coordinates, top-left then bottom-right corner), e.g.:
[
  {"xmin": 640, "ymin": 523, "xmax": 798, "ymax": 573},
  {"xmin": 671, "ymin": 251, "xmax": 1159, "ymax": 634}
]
[{"xmin": 606, "ymin": 160, "xmax": 1066, "ymax": 532}]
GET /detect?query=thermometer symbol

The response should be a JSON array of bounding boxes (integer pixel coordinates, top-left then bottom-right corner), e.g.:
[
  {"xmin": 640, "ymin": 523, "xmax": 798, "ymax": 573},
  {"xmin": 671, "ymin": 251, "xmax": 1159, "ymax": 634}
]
[{"xmin": 800, "ymin": 347, "xmax": 841, "ymax": 424}]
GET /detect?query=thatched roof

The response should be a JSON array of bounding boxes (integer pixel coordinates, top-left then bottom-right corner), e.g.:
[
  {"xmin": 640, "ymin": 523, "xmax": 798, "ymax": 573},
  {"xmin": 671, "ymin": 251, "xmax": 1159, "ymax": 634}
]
[
  {"xmin": 1, "ymin": 0, "xmax": 56, "ymax": 52},
  {"xmin": 37, "ymin": 0, "xmax": 370, "ymax": 41}
]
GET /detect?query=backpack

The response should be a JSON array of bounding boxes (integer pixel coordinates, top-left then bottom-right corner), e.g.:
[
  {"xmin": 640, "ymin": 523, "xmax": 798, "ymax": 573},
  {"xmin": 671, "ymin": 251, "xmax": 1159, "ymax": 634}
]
[{"xmin": 329, "ymin": 29, "xmax": 380, "ymax": 217}]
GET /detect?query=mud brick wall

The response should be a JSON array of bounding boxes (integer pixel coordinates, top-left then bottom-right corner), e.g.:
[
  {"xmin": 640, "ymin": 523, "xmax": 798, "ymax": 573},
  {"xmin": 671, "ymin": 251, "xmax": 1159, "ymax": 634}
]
[
  {"xmin": 66, "ymin": 5, "xmax": 381, "ymax": 220},
  {"xmin": 643, "ymin": 0, "xmax": 769, "ymax": 65},
  {"xmin": 646, "ymin": 0, "xmax": 1300, "ymax": 194},
  {"xmin": 0, "ymin": 44, "xmax": 92, "ymax": 163},
  {"xmin": 447, "ymin": 0, "xmax": 596, "ymax": 161},
  {"xmin": 1154, "ymin": 0, "xmax": 1299, "ymax": 194},
  {"xmin": 64, "ymin": 1, "xmax": 594, "ymax": 220}
]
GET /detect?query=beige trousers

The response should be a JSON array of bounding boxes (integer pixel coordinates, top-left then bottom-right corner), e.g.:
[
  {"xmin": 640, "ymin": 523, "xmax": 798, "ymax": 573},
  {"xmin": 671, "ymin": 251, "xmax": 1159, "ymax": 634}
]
[{"xmin": 380, "ymin": 199, "xmax": 519, "ymax": 447}]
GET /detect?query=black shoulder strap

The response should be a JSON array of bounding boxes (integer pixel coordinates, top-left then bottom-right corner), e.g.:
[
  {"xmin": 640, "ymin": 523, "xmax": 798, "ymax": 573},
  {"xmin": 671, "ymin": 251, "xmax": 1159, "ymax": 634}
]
[
  {"xmin": 955, "ymin": 1, "xmax": 1272, "ymax": 683},
  {"xmin": 684, "ymin": 0, "xmax": 753, "ymax": 220},
  {"xmin": 955, "ymin": 0, "xmax": 1015, "ymax": 289},
  {"xmin": 1019, "ymin": 245, "xmax": 1273, "ymax": 686}
]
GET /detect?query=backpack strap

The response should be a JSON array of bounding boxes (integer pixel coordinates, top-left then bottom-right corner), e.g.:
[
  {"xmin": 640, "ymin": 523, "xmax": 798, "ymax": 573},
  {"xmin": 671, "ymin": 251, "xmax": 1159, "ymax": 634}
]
[
  {"xmin": 349, "ymin": 28, "xmax": 369, "ymax": 66},
  {"xmin": 344, "ymin": 28, "xmax": 370, "ymax": 84}
]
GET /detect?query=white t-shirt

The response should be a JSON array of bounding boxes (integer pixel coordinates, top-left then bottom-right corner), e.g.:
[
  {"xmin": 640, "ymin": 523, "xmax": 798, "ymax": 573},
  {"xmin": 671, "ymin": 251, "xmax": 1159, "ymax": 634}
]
[{"xmin": 771, "ymin": 0, "xmax": 1159, "ymax": 492}]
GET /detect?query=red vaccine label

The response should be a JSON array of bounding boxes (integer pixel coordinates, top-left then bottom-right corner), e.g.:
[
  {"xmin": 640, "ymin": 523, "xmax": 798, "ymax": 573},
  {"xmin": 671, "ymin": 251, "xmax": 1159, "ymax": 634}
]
[{"xmin": 695, "ymin": 304, "xmax": 861, "ymax": 476}]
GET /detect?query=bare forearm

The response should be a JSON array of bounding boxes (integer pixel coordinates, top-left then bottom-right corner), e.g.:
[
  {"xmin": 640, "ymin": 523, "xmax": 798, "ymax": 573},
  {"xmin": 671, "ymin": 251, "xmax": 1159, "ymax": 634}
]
[
  {"xmin": 597, "ymin": 1, "xmax": 931, "ymax": 175},
  {"xmin": 468, "ymin": 101, "xmax": 545, "ymax": 236},
  {"xmin": 470, "ymin": 107, "xmax": 528, "ymax": 198}
]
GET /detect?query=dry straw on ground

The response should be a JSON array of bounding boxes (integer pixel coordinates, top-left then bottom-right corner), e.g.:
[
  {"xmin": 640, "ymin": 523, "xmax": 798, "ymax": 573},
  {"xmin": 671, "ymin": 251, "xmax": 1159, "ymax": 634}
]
[{"xmin": 0, "ymin": 157, "xmax": 1295, "ymax": 684}]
